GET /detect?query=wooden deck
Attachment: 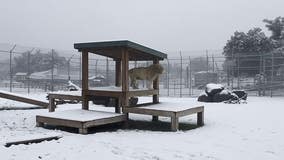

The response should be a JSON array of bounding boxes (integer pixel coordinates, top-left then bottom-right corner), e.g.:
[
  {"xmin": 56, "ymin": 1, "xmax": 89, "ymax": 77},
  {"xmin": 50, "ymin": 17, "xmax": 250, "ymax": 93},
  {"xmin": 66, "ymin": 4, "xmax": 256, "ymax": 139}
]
[
  {"xmin": 123, "ymin": 104, "xmax": 204, "ymax": 131},
  {"xmin": 36, "ymin": 109, "xmax": 127, "ymax": 134}
]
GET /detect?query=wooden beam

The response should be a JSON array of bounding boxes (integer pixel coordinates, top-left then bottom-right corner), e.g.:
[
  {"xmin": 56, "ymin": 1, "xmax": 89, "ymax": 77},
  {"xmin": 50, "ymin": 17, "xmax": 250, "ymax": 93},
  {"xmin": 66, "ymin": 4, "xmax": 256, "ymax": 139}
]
[
  {"xmin": 115, "ymin": 60, "xmax": 121, "ymax": 87},
  {"xmin": 121, "ymin": 48, "xmax": 129, "ymax": 108},
  {"xmin": 153, "ymin": 59, "xmax": 159, "ymax": 103},
  {"xmin": 171, "ymin": 115, "xmax": 179, "ymax": 131},
  {"xmin": 4, "ymin": 135, "xmax": 62, "ymax": 147},
  {"xmin": 48, "ymin": 98, "xmax": 55, "ymax": 112},
  {"xmin": 82, "ymin": 50, "xmax": 89, "ymax": 110},
  {"xmin": 197, "ymin": 111, "xmax": 204, "ymax": 126},
  {"xmin": 0, "ymin": 92, "xmax": 48, "ymax": 108}
]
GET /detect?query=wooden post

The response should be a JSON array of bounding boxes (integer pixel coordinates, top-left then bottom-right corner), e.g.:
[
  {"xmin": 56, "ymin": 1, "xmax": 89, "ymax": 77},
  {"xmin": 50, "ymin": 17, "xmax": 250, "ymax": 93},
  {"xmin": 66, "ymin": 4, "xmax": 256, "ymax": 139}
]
[
  {"xmin": 152, "ymin": 116, "xmax": 158, "ymax": 121},
  {"xmin": 115, "ymin": 60, "xmax": 121, "ymax": 87},
  {"xmin": 79, "ymin": 128, "xmax": 88, "ymax": 134},
  {"xmin": 115, "ymin": 98, "xmax": 121, "ymax": 113},
  {"xmin": 121, "ymin": 48, "xmax": 129, "ymax": 108},
  {"xmin": 197, "ymin": 111, "xmax": 204, "ymax": 126},
  {"xmin": 171, "ymin": 115, "xmax": 179, "ymax": 131},
  {"xmin": 153, "ymin": 59, "xmax": 159, "ymax": 103},
  {"xmin": 36, "ymin": 121, "xmax": 44, "ymax": 127},
  {"xmin": 48, "ymin": 98, "xmax": 55, "ymax": 112},
  {"xmin": 82, "ymin": 50, "xmax": 89, "ymax": 110}
]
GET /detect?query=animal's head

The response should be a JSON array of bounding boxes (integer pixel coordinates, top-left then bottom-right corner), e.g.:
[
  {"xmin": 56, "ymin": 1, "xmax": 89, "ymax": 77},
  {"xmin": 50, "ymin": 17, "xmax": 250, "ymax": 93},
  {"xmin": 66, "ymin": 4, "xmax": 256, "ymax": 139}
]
[{"xmin": 151, "ymin": 64, "xmax": 164, "ymax": 74}]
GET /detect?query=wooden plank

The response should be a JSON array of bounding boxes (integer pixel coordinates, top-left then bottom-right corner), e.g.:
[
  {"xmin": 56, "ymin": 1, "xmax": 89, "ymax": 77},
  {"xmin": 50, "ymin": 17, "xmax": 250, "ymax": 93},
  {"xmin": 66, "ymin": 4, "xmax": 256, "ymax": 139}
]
[
  {"xmin": 197, "ymin": 111, "xmax": 204, "ymax": 126},
  {"xmin": 48, "ymin": 98, "xmax": 55, "ymax": 112},
  {"xmin": 49, "ymin": 94, "xmax": 82, "ymax": 101},
  {"xmin": 123, "ymin": 107, "xmax": 174, "ymax": 117},
  {"xmin": 171, "ymin": 115, "xmax": 179, "ymax": 131},
  {"xmin": 88, "ymin": 90, "xmax": 122, "ymax": 97},
  {"xmin": 128, "ymin": 89, "xmax": 158, "ymax": 97},
  {"xmin": 82, "ymin": 50, "xmax": 89, "ymax": 110},
  {"xmin": 36, "ymin": 115, "xmax": 84, "ymax": 128},
  {"xmin": 176, "ymin": 106, "xmax": 204, "ymax": 117},
  {"xmin": 83, "ymin": 114, "xmax": 127, "ymax": 128},
  {"xmin": 4, "ymin": 135, "xmax": 62, "ymax": 147},
  {"xmin": 0, "ymin": 92, "xmax": 48, "ymax": 108}
]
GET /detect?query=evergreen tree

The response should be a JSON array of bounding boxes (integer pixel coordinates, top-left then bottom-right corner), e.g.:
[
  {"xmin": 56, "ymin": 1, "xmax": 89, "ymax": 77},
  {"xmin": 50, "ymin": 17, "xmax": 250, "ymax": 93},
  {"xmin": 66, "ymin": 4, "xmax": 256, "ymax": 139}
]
[
  {"xmin": 223, "ymin": 28, "xmax": 274, "ymax": 76},
  {"xmin": 263, "ymin": 17, "xmax": 284, "ymax": 42}
]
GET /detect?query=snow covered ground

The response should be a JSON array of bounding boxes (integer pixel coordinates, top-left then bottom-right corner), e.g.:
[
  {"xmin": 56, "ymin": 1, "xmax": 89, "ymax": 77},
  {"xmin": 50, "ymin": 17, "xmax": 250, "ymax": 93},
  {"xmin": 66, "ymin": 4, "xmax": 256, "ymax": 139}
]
[{"xmin": 0, "ymin": 95, "xmax": 284, "ymax": 160}]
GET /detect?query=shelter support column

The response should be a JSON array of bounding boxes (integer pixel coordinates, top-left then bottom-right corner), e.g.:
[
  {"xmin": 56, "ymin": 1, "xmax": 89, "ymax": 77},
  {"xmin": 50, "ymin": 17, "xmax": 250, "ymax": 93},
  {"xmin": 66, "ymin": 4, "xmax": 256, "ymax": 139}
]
[
  {"xmin": 121, "ymin": 49, "xmax": 129, "ymax": 109},
  {"xmin": 153, "ymin": 59, "xmax": 159, "ymax": 103},
  {"xmin": 115, "ymin": 60, "xmax": 122, "ymax": 113},
  {"xmin": 82, "ymin": 50, "xmax": 89, "ymax": 110}
]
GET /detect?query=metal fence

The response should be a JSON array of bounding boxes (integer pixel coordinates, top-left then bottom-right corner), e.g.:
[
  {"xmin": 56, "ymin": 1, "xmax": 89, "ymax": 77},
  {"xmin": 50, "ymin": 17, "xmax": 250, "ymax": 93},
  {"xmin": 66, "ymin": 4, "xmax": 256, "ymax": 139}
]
[{"xmin": 1, "ymin": 43, "xmax": 284, "ymax": 97}]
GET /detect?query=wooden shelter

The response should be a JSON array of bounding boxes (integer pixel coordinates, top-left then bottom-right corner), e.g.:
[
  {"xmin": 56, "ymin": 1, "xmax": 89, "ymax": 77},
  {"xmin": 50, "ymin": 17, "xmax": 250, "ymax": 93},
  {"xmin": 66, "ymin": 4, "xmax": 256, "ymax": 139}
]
[
  {"xmin": 36, "ymin": 40, "xmax": 204, "ymax": 133},
  {"xmin": 73, "ymin": 40, "xmax": 167, "ymax": 113}
]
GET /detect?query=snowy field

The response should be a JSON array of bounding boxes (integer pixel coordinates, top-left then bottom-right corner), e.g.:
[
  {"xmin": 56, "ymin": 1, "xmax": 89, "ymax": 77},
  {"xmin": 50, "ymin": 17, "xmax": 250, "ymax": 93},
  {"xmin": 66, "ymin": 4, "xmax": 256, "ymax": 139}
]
[{"xmin": 0, "ymin": 95, "xmax": 284, "ymax": 160}]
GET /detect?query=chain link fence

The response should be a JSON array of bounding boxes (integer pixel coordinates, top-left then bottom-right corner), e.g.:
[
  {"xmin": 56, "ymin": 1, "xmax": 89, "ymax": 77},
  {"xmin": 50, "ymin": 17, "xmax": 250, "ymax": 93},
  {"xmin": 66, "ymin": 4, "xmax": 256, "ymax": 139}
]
[{"xmin": 1, "ymin": 43, "xmax": 284, "ymax": 97}]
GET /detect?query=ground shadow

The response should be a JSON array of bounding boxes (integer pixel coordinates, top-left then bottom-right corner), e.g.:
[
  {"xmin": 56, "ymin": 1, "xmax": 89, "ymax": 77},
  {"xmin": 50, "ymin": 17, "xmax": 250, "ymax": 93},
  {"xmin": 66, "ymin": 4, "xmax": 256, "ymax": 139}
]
[
  {"xmin": 126, "ymin": 120, "xmax": 199, "ymax": 132},
  {"xmin": 43, "ymin": 119, "xmax": 199, "ymax": 134}
]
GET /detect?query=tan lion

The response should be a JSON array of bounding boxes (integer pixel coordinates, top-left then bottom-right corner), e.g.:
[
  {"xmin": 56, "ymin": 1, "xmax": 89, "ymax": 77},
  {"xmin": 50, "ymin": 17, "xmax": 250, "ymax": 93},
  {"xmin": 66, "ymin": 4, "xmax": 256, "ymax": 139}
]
[{"xmin": 129, "ymin": 64, "xmax": 164, "ymax": 89}]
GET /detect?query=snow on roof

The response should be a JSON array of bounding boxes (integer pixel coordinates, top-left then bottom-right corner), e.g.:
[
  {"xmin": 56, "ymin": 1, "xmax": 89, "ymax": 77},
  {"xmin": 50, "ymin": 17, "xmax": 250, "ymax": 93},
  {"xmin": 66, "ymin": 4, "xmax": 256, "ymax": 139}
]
[{"xmin": 15, "ymin": 72, "xmax": 27, "ymax": 76}]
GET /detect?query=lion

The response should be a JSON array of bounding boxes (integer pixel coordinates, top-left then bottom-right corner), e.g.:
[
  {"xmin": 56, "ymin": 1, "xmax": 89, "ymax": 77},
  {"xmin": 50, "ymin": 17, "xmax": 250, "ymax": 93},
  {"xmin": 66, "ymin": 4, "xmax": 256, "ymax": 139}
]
[{"xmin": 129, "ymin": 64, "xmax": 164, "ymax": 89}]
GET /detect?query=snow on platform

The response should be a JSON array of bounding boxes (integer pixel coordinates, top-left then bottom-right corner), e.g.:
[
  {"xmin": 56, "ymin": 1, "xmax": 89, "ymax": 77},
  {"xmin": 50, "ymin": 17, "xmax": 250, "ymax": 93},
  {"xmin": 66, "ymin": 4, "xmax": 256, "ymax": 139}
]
[
  {"xmin": 137, "ymin": 101, "xmax": 203, "ymax": 112},
  {"xmin": 37, "ymin": 109, "xmax": 125, "ymax": 122},
  {"xmin": 49, "ymin": 90, "xmax": 81, "ymax": 96},
  {"xmin": 36, "ymin": 109, "xmax": 127, "ymax": 134}
]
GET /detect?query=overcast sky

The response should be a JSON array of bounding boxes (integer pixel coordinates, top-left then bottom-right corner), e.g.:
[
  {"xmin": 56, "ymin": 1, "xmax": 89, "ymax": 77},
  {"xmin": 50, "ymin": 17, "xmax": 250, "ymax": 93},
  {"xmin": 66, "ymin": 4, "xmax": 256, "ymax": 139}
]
[{"xmin": 0, "ymin": 0, "xmax": 283, "ymax": 54}]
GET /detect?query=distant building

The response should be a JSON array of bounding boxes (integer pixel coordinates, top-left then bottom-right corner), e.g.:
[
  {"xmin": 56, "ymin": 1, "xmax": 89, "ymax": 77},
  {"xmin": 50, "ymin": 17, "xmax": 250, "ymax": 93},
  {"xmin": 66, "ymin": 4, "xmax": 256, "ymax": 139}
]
[
  {"xmin": 15, "ymin": 72, "xmax": 28, "ymax": 82},
  {"xmin": 194, "ymin": 71, "xmax": 218, "ymax": 86}
]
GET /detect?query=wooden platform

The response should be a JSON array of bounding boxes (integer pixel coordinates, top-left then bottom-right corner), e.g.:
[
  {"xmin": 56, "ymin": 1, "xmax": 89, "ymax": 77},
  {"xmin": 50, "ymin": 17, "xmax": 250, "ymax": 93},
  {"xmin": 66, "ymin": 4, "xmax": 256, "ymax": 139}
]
[
  {"xmin": 0, "ymin": 90, "xmax": 48, "ymax": 108},
  {"xmin": 123, "ymin": 104, "xmax": 204, "ymax": 131},
  {"xmin": 47, "ymin": 88, "xmax": 158, "ymax": 113},
  {"xmin": 36, "ymin": 109, "xmax": 127, "ymax": 134}
]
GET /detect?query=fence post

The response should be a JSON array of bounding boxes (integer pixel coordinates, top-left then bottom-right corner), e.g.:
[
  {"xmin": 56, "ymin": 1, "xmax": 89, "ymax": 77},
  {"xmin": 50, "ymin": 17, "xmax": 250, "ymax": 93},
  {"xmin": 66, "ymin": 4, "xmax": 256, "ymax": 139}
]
[
  {"xmin": 180, "ymin": 51, "xmax": 182, "ymax": 97},
  {"xmin": 79, "ymin": 54, "xmax": 82, "ymax": 85},
  {"xmin": 206, "ymin": 50, "xmax": 209, "ymax": 84},
  {"xmin": 189, "ymin": 56, "xmax": 192, "ymax": 96},
  {"xmin": 9, "ymin": 45, "xmax": 16, "ymax": 92},
  {"xmin": 51, "ymin": 49, "xmax": 54, "ymax": 92},
  {"xmin": 237, "ymin": 53, "xmax": 240, "ymax": 89},
  {"xmin": 186, "ymin": 66, "xmax": 189, "ymax": 88},
  {"xmin": 106, "ymin": 58, "xmax": 109, "ymax": 85},
  {"xmin": 167, "ymin": 59, "xmax": 170, "ymax": 96},
  {"xmin": 27, "ymin": 48, "xmax": 34, "ymax": 94},
  {"xmin": 270, "ymin": 52, "xmax": 274, "ymax": 97}
]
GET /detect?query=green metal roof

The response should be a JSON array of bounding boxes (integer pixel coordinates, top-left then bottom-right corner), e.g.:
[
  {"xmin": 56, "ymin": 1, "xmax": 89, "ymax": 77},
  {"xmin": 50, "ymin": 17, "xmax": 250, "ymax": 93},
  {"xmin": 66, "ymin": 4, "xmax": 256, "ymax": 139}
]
[{"xmin": 74, "ymin": 40, "xmax": 167, "ymax": 61}]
